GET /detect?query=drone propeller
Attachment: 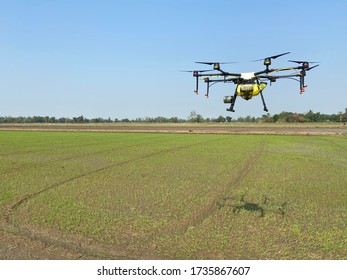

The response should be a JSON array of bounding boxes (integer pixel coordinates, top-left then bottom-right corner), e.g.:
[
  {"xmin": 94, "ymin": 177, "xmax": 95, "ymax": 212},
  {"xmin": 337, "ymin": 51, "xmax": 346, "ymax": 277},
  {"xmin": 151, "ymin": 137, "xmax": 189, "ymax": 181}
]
[
  {"xmin": 288, "ymin": 60, "xmax": 320, "ymax": 64},
  {"xmin": 195, "ymin": 61, "xmax": 237, "ymax": 72},
  {"xmin": 195, "ymin": 61, "xmax": 237, "ymax": 65},
  {"xmin": 268, "ymin": 52, "xmax": 291, "ymax": 60},
  {"xmin": 306, "ymin": 64, "xmax": 319, "ymax": 71},
  {"xmin": 252, "ymin": 52, "xmax": 290, "ymax": 62},
  {"xmin": 289, "ymin": 60, "xmax": 320, "ymax": 70},
  {"xmin": 253, "ymin": 52, "xmax": 290, "ymax": 73},
  {"xmin": 179, "ymin": 70, "xmax": 214, "ymax": 73},
  {"xmin": 196, "ymin": 61, "xmax": 237, "ymax": 71},
  {"xmin": 180, "ymin": 69, "xmax": 215, "ymax": 78}
]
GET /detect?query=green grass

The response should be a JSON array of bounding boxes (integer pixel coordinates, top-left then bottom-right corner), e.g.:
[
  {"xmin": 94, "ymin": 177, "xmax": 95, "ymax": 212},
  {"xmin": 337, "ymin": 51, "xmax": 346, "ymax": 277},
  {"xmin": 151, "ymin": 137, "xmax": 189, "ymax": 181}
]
[{"xmin": 0, "ymin": 131, "xmax": 346, "ymax": 259}]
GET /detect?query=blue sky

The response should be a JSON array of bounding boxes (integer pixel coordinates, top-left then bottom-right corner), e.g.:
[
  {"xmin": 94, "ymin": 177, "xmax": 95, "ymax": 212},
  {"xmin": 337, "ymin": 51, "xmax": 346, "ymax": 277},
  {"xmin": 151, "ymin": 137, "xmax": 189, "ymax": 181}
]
[{"xmin": 1, "ymin": 0, "xmax": 346, "ymax": 119}]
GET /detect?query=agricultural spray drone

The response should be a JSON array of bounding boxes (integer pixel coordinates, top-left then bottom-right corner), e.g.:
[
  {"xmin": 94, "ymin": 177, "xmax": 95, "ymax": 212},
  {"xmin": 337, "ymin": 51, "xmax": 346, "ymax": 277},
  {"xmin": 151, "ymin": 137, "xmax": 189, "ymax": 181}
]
[{"xmin": 184, "ymin": 52, "xmax": 319, "ymax": 112}]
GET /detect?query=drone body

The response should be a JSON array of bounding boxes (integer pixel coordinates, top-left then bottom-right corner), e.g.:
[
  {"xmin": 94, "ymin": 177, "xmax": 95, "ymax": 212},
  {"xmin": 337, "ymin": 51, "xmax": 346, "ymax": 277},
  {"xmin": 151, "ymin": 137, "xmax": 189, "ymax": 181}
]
[{"xmin": 186, "ymin": 52, "xmax": 318, "ymax": 112}]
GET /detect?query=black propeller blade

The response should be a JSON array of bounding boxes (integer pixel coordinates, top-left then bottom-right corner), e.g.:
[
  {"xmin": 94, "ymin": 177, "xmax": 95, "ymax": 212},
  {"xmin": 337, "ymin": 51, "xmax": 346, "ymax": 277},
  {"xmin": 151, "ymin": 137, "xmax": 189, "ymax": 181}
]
[
  {"xmin": 269, "ymin": 52, "xmax": 291, "ymax": 59},
  {"xmin": 252, "ymin": 52, "xmax": 290, "ymax": 62},
  {"xmin": 179, "ymin": 70, "xmax": 214, "ymax": 73},
  {"xmin": 289, "ymin": 60, "xmax": 320, "ymax": 70},
  {"xmin": 306, "ymin": 64, "xmax": 319, "ymax": 71},
  {"xmin": 289, "ymin": 60, "xmax": 320, "ymax": 64},
  {"xmin": 195, "ymin": 61, "xmax": 237, "ymax": 65}
]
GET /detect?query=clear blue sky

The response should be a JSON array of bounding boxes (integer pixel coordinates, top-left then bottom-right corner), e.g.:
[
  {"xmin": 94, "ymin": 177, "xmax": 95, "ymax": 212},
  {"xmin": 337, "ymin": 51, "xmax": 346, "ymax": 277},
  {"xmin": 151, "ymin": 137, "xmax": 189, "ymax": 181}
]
[{"xmin": 1, "ymin": 0, "xmax": 346, "ymax": 119}]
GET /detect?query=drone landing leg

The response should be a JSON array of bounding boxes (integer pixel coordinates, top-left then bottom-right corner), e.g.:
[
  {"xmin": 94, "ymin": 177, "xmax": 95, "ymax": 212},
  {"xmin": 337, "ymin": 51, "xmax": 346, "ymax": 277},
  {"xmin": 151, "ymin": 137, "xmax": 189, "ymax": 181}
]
[
  {"xmin": 194, "ymin": 76, "xmax": 199, "ymax": 95},
  {"xmin": 227, "ymin": 94, "xmax": 238, "ymax": 112},
  {"xmin": 259, "ymin": 91, "xmax": 268, "ymax": 112}
]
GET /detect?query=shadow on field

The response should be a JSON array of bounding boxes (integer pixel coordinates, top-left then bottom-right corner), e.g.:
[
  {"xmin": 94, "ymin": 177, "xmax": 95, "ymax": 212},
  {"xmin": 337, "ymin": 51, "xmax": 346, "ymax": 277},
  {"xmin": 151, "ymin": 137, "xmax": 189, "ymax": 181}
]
[{"xmin": 217, "ymin": 195, "xmax": 268, "ymax": 217}]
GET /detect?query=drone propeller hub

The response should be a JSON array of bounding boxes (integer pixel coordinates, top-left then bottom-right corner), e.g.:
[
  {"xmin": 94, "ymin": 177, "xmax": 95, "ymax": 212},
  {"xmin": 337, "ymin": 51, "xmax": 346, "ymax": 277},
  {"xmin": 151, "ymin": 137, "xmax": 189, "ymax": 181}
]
[
  {"xmin": 213, "ymin": 63, "xmax": 220, "ymax": 70},
  {"xmin": 264, "ymin": 58, "xmax": 271, "ymax": 66},
  {"xmin": 289, "ymin": 60, "xmax": 319, "ymax": 70}
]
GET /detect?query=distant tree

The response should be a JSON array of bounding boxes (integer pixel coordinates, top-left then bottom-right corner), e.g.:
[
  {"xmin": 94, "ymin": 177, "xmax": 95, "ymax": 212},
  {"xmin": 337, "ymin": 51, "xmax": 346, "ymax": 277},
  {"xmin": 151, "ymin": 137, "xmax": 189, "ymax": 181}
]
[
  {"xmin": 225, "ymin": 116, "xmax": 232, "ymax": 122},
  {"xmin": 188, "ymin": 110, "xmax": 204, "ymax": 123},
  {"xmin": 272, "ymin": 114, "xmax": 279, "ymax": 123},
  {"xmin": 74, "ymin": 115, "xmax": 84, "ymax": 123},
  {"xmin": 292, "ymin": 114, "xmax": 306, "ymax": 123},
  {"xmin": 215, "ymin": 115, "xmax": 226, "ymax": 122},
  {"xmin": 170, "ymin": 117, "xmax": 178, "ymax": 123},
  {"xmin": 1, "ymin": 109, "xmax": 346, "ymax": 124},
  {"xmin": 154, "ymin": 116, "xmax": 168, "ymax": 123},
  {"xmin": 305, "ymin": 110, "xmax": 321, "ymax": 122},
  {"xmin": 341, "ymin": 112, "xmax": 347, "ymax": 123},
  {"xmin": 259, "ymin": 113, "xmax": 273, "ymax": 123},
  {"xmin": 244, "ymin": 115, "xmax": 253, "ymax": 122}
]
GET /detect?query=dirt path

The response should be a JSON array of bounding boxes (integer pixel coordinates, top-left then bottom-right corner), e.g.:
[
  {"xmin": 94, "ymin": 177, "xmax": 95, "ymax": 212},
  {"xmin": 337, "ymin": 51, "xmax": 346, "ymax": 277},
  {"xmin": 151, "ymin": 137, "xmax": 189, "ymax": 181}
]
[{"xmin": 1, "ymin": 124, "xmax": 347, "ymax": 135}]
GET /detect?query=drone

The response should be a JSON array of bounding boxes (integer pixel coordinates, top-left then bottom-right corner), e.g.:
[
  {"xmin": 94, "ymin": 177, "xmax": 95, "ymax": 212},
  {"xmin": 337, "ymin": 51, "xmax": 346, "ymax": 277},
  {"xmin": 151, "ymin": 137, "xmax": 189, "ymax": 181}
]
[{"xmin": 184, "ymin": 52, "xmax": 319, "ymax": 112}]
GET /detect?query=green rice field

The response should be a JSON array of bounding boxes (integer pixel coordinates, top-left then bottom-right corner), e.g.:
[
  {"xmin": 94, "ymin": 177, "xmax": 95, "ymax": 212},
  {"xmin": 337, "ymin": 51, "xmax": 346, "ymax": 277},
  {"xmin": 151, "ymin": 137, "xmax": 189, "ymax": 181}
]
[{"xmin": 0, "ymin": 130, "xmax": 346, "ymax": 259}]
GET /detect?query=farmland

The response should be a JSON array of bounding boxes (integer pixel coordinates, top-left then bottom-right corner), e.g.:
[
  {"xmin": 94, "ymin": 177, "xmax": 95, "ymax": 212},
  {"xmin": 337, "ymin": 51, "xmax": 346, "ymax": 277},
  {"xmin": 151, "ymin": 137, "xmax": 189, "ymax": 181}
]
[{"xmin": 0, "ymin": 127, "xmax": 346, "ymax": 259}]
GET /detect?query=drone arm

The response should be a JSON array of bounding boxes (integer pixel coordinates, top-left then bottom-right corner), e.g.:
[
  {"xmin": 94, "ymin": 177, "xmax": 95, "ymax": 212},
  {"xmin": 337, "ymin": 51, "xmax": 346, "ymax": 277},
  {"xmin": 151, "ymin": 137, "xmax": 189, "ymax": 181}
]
[
  {"xmin": 259, "ymin": 72, "xmax": 307, "ymax": 94},
  {"xmin": 254, "ymin": 69, "xmax": 269, "ymax": 76},
  {"xmin": 256, "ymin": 67, "xmax": 301, "ymax": 76},
  {"xmin": 258, "ymin": 73, "xmax": 302, "ymax": 82},
  {"xmin": 196, "ymin": 72, "xmax": 241, "ymax": 78},
  {"xmin": 204, "ymin": 78, "xmax": 238, "ymax": 83},
  {"xmin": 216, "ymin": 69, "xmax": 242, "ymax": 77}
]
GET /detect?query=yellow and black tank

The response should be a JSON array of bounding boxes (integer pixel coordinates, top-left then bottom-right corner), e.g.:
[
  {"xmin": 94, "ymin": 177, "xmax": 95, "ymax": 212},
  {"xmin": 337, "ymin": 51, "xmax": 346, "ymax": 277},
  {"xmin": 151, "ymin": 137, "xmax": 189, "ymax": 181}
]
[{"xmin": 236, "ymin": 82, "xmax": 267, "ymax": 100}]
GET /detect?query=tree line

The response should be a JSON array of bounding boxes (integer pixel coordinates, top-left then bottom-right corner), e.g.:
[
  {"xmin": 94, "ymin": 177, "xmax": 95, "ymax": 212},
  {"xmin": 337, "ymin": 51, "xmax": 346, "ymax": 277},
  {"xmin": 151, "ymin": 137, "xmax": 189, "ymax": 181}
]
[{"xmin": 1, "ymin": 109, "xmax": 346, "ymax": 124}]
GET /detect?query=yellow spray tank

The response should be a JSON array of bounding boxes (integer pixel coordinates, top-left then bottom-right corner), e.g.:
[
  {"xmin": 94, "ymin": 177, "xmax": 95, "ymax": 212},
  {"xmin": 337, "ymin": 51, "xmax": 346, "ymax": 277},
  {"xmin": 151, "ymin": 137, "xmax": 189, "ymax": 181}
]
[{"xmin": 236, "ymin": 82, "xmax": 268, "ymax": 100}]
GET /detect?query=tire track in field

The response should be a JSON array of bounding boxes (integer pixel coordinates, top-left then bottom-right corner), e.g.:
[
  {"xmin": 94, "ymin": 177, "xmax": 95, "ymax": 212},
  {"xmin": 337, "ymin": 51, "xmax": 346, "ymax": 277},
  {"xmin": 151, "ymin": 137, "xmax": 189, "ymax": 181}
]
[
  {"xmin": 0, "ymin": 225, "xmax": 130, "ymax": 260},
  {"xmin": 6, "ymin": 138, "xmax": 223, "ymax": 217},
  {"xmin": 179, "ymin": 141, "xmax": 266, "ymax": 232},
  {"xmin": 3, "ymin": 137, "xmax": 226, "ymax": 259}
]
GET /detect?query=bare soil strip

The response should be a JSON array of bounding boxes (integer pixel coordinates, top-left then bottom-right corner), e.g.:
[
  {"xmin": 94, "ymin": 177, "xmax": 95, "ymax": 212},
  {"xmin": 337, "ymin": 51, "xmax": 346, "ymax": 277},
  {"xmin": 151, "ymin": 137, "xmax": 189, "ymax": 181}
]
[{"xmin": 1, "ymin": 124, "xmax": 347, "ymax": 136}]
